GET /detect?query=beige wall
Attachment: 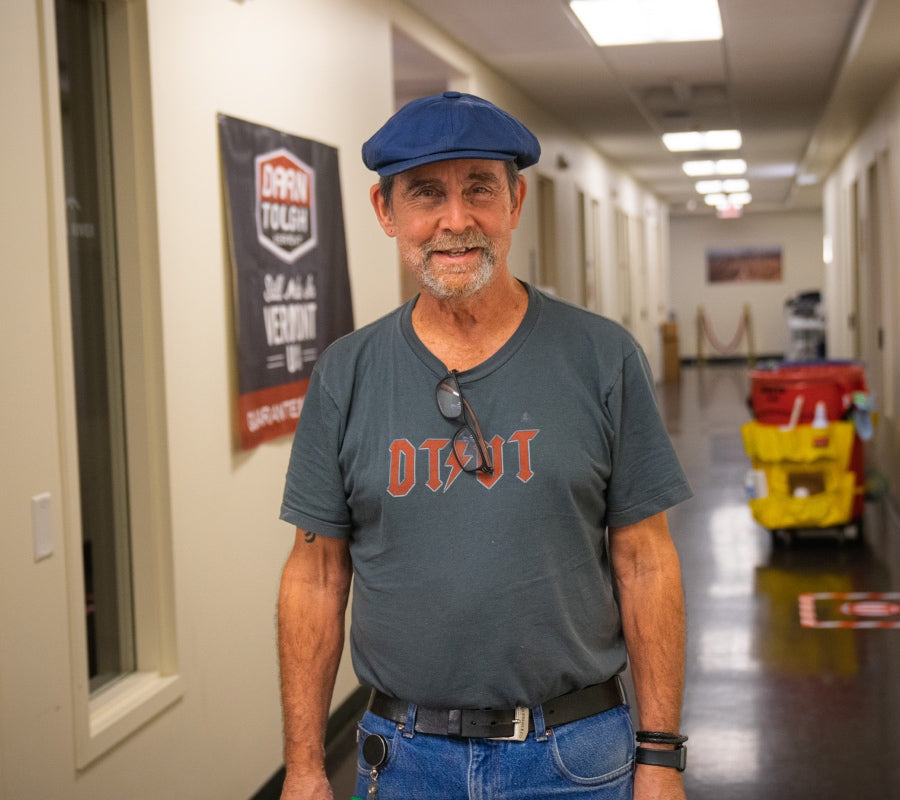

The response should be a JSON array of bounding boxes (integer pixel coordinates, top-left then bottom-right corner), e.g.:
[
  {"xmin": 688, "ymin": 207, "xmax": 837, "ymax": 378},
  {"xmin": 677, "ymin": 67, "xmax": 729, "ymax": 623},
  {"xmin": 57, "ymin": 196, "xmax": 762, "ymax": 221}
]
[
  {"xmin": 670, "ymin": 210, "xmax": 825, "ymax": 360},
  {"xmin": 1, "ymin": 2, "xmax": 76, "ymax": 797},
  {"xmin": 0, "ymin": 1, "xmax": 669, "ymax": 799},
  {"xmin": 823, "ymin": 74, "xmax": 900, "ymax": 505}
]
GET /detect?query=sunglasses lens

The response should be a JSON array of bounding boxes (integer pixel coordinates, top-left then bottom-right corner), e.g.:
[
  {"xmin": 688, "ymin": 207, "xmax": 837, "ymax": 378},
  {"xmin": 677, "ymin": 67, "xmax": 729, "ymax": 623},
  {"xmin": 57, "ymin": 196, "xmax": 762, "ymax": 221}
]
[
  {"xmin": 454, "ymin": 427, "xmax": 484, "ymax": 471},
  {"xmin": 436, "ymin": 379, "xmax": 462, "ymax": 420}
]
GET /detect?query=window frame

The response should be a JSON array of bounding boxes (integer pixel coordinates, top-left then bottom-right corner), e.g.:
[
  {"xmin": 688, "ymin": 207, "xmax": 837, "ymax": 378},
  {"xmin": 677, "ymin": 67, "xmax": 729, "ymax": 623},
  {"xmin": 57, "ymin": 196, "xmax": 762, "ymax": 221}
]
[{"xmin": 41, "ymin": 0, "xmax": 182, "ymax": 768}]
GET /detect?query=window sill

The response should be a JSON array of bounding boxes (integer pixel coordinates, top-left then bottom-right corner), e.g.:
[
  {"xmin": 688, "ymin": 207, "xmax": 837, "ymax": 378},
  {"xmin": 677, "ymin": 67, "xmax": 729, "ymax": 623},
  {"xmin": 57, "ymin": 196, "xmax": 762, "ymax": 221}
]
[{"xmin": 77, "ymin": 671, "xmax": 183, "ymax": 768}]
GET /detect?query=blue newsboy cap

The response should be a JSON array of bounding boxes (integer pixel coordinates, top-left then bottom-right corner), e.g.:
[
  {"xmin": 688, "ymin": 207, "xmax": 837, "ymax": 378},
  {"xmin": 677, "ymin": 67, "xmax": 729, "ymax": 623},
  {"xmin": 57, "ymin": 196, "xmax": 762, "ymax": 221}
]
[{"xmin": 362, "ymin": 91, "xmax": 541, "ymax": 177}]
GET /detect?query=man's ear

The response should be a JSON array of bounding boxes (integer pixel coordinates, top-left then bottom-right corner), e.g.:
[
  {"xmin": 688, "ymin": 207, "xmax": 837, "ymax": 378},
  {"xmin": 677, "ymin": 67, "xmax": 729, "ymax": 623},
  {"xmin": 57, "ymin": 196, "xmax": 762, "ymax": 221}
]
[
  {"xmin": 510, "ymin": 175, "xmax": 527, "ymax": 229},
  {"xmin": 370, "ymin": 183, "xmax": 396, "ymax": 237}
]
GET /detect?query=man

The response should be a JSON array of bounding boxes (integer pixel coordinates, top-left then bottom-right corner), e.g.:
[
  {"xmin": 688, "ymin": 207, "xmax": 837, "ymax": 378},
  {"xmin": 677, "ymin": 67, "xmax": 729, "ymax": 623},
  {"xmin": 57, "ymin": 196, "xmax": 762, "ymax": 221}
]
[{"xmin": 278, "ymin": 91, "xmax": 691, "ymax": 800}]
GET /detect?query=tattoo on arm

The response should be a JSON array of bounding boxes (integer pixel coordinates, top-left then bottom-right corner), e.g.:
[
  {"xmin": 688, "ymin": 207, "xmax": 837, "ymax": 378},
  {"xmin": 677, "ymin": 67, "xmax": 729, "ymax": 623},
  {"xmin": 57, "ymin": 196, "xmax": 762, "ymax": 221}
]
[{"xmin": 304, "ymin": 530, "xmax": 317, "ymax": 544}]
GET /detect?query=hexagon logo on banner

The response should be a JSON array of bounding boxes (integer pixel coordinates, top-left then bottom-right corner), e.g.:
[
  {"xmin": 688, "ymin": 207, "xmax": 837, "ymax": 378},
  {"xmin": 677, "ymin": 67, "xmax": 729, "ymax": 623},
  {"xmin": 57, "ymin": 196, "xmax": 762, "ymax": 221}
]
[{"xmin": 255, "ymin": 148, "xmax": 316, "ymax": 263}]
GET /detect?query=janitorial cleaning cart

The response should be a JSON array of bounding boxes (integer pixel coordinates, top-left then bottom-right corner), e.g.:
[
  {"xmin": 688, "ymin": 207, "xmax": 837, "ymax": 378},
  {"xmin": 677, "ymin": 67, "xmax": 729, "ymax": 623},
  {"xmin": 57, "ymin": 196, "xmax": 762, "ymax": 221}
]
[{"xmin": 741, "ymin": 361, "xmax": 873, "ymax": 545}]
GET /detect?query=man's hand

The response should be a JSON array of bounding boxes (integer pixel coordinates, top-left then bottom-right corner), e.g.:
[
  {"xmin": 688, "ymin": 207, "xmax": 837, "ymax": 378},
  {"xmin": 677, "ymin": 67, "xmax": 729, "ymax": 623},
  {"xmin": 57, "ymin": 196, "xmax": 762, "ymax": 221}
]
[
  {"xmin": 634, "ymin": 762, "xmax": 686, "ymax": 800},
  {"xmin": 279, "ymin": 768, "xmax": 334, "ymax": 800}
]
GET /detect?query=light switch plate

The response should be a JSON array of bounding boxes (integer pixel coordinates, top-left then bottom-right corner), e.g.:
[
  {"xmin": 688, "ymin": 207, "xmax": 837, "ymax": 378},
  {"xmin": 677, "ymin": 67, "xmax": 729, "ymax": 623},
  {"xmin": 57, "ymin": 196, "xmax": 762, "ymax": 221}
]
[{"xmin": 32, "ymin": 492, "xmax": 53, "ymax": 561}]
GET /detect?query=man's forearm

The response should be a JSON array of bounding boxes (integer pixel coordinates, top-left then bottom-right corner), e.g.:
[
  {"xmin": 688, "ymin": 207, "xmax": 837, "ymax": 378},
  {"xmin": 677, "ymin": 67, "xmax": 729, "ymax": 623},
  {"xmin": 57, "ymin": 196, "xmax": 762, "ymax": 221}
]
[
  {"xmin": 619, "ymin": 553, "xmax": 686, "ymax": 732},
  {"xmin": 611, "ymin": 514, "xmax": 687, "ymax": 799},
  {"xmin": 611, "ymin": 513, "xmax": 686, "ymax": 731},
  {"xmin": 277, "ymin": 533, "xmax": 351, "ymax": 783}
]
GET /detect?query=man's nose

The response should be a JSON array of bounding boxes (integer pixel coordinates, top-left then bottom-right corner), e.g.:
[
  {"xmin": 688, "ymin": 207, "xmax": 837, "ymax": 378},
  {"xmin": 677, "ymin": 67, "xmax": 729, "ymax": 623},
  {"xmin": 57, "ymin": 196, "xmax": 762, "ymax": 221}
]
[{"xmin": 439, "ymin": 192, "xmax": 474, "ymax": 232}]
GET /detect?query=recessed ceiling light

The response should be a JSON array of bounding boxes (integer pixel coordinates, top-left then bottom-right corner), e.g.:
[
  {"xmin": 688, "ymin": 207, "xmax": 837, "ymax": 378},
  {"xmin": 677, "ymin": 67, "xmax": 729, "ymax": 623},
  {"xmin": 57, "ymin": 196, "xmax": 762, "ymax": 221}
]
[
  {"xmin": 722, "ymin": 178, "xmax": 749, "ymax": 193},
  {"xmin": 663, "ymin": 130, "xmax": 742, "ymax": 152},
  {"xmin": 716, "ymin": 159, "xmax": 747, "ymax": 175},
  {"xmin": 696, "ymin": 180, "xmax": 724, "ymax": 194},
  {"xmin": 569, "ymin": 0, "xmax": 723, "ymax": 46},
  {"xmin": 704, "ymin": 191, "xmax": 752, "ymax": 209},
  {"xmin": 682, "ymin": 160, "xmax": 717, "ymax": 177},
  {"xmin": 727, "ymin": 192, "xmax": 752, "ymax": 206},
  {"xmin": 683, "ymin": 159, "xmax": 747, "ymax": 176}
]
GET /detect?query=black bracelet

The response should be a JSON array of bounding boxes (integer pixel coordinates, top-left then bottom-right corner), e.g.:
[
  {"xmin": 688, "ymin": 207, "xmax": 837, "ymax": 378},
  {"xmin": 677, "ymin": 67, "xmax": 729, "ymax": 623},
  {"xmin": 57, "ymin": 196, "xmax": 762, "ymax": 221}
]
[
  {"xmin": 635, "ymin": 744, "xmax": 687, "ymax": 771},
  {"xmin": 635, "ymin": 730, "xmax": 689, "ymax": 746}
]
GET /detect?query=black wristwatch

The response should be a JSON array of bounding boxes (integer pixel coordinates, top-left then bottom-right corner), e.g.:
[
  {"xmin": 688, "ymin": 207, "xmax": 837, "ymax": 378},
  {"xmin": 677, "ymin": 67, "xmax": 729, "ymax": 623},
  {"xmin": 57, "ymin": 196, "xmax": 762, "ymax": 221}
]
[{"xmin": 635, "ymin": 744, "xmax": 687, "ymax": 772}]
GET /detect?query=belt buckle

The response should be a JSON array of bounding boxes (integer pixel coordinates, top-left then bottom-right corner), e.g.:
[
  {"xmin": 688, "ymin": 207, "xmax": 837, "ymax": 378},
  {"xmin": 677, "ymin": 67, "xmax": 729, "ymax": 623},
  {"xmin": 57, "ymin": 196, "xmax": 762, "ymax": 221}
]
[{"xmin": 489, "ymin": 706, "xmax": 529, "ymax": 742}]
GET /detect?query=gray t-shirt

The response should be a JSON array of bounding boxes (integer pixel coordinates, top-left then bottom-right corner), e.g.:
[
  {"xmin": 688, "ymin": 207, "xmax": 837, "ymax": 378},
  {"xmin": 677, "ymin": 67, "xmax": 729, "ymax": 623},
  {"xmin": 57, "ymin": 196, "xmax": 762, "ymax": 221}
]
[{"xmin": 280, "ymin": 283, "xmax": 691, "ymax": 708}]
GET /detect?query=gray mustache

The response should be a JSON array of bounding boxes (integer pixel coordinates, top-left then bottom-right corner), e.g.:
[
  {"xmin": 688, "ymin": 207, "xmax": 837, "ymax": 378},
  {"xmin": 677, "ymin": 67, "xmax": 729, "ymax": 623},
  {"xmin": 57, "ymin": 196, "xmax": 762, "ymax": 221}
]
[{"xmin": 423, "ymin": 233, "xmax": 493, "ymax": 256}]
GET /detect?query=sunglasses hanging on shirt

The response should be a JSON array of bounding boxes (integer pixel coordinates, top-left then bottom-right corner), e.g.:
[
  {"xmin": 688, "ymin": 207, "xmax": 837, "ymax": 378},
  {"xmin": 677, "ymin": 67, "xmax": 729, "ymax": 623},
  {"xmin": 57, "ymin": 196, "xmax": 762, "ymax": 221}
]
[{"xmin": 435, "ymin": 370, "xmax": 494, "ymax": 475}]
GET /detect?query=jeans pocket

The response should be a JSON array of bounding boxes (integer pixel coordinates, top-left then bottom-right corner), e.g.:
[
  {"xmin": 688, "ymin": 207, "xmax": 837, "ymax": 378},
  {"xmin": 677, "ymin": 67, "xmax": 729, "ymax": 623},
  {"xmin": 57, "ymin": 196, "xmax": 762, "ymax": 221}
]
[
  {"xmin": 550, "ymin": 705, "xmax": 635, "ymax": 785},
  {"xmin": 356, "ymin": 711, "xmax": 400, "ymax": 778}
]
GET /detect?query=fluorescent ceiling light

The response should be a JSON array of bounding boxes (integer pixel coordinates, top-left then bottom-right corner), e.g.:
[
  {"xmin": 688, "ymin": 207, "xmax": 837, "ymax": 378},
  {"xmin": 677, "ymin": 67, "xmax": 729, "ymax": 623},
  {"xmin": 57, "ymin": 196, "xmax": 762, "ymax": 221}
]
[
  {"xmin": 699, "ymin": 178, "xmax": 749, "ymax": 194},
  {"xmin": 722, "ymin": 178, "xmax": 749, "ymax": 193},
  {"xmin": 570, "ymin": 0, "xmax": 723, "ymax": 46},
  {"xmin": 683, "ymin": 160, "xmax": 717, "ymax": 177},
  {"xmin": 663, "ymin": 130, "xmax": 742, "ymax": 152},
  {"xmin": 717, "ymin": 159, "xmax": 748, "ymax": 175},
  {"xmin": 728, "ymin": 192, "xmax": 752, "ymax": 206},
  {"xmin": 683, "ymin": 158, "xmax": 747, "ymax": 176},
  {"xmin": 696, "ymin": 180, "xmax": 725, "ymax": 194},
  {"xmin": 704, "ymin": 191, "xmax": 752, "ymax": 209}
]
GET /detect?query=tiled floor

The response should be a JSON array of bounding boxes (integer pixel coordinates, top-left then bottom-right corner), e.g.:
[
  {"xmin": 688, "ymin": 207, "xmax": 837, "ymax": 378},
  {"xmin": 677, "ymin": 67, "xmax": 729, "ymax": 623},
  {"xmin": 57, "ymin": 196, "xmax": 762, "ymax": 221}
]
[{"xmin": 326, "ymin": 363, "xmax": 900, "ymax": 799}]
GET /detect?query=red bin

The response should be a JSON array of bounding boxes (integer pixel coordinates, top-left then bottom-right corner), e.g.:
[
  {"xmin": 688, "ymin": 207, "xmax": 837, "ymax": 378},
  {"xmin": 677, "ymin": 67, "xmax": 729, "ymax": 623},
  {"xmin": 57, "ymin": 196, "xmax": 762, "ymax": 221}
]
[{"xmin": 749, "ymin": 361, "xmax": 867, "ymax": 425}]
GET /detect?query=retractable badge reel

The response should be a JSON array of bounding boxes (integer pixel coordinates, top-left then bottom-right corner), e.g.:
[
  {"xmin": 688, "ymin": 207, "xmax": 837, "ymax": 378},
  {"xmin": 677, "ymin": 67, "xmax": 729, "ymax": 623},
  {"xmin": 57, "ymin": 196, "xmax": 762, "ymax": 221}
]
[{"xmin": 362, "ymin": 733, "xmax": 388, "ymax": 800}]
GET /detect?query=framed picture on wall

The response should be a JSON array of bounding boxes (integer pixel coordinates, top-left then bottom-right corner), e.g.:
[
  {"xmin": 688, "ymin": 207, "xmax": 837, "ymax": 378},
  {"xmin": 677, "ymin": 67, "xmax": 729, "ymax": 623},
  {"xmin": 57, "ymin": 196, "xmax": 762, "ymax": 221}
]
[{"xmin": 706, "ymin": 245, "xmax": 783, "ymax": 282}]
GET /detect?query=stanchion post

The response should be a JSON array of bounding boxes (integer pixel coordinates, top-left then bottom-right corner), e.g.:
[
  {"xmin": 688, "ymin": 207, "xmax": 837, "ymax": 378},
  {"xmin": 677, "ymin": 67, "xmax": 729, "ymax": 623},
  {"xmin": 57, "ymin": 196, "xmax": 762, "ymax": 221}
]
[
  {"xmin": 697, "ymin": 306, "xmax": 706, "ymax": 366},
  {"xmin": 697, "ymin": 306, "xmax": 706, "ymax": 367},
  {"xmin": 744, "ymin": 303, "xmax": 756, "ymax": 366}
]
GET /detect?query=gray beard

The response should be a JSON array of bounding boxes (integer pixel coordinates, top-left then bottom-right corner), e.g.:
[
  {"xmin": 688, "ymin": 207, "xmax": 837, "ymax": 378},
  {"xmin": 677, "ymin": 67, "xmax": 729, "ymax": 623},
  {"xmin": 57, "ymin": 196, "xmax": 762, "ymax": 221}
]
[{"xmin": 411, "ymin": 232, "xmax": 497, "ymax": 300}]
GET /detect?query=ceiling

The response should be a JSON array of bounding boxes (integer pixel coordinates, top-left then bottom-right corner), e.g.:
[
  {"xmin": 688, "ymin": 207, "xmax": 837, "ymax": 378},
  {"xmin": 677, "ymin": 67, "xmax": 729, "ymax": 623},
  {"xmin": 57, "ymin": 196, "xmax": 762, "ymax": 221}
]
[{"xmin": 395, "ymin": 0, "xmax": 900, "ymax": 216}]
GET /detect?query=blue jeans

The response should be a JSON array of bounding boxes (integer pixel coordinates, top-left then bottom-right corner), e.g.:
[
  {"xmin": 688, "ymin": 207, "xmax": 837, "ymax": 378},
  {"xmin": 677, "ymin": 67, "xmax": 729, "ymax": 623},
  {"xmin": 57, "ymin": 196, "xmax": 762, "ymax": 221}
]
[{"xmin": 352, "ymin": 703, "xmax": 635, "ymax": 799}]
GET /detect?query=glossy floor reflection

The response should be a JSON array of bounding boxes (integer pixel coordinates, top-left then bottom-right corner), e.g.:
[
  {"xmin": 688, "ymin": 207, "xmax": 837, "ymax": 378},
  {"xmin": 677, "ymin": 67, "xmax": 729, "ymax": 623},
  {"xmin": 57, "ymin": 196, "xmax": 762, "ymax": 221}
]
[
  {"xmin": 327, "ymin": 363, "xmax": 900, "ymax": 799},
  {"xmin": 661, "ymin": 364, "xmax": 900, "ymax": 800}
]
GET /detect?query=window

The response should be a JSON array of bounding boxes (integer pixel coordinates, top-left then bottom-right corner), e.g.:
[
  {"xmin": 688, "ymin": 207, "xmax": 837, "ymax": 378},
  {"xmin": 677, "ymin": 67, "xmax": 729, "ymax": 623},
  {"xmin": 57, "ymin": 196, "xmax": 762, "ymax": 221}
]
[
  {"xmin": 49, "ymin": 0, "xmax": 181, "ymax": 766},
  {"xmin": 57, "ymin": 0, "xmax": 136, "ymax": 695}
]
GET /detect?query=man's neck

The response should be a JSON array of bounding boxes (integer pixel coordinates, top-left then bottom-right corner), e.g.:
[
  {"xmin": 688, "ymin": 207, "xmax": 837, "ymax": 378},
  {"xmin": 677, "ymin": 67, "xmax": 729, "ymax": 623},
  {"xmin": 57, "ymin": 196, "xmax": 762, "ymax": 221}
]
[{"xmin": 411, "ymin": 273, "xmax": 529, "ymax": 372}]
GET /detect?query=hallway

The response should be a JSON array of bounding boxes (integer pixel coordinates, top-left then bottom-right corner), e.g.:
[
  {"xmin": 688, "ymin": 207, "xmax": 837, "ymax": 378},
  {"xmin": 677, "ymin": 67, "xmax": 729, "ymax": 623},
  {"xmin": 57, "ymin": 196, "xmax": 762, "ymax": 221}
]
[{"xmin": 328, "ymin": 363, "xmax": 900, "ymax": 798}]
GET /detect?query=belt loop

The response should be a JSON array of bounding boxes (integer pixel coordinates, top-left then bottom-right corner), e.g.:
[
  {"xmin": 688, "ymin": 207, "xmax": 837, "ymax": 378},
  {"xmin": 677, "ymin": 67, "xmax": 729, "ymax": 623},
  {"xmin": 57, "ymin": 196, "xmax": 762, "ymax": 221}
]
[
  {"xmin": 401, "ymin": 702, "xmax": 417, "ymax": 739},
  {"xmin": 447, "ymin": 708, "xmax": 462, "ymax": 736},
  {"xmin": 532, "ymin": 705, "xmax": 549, "ymax": 742},
  {"xmin": 614, "ymin": 674, "xmax": 628, "ymax": 706}
]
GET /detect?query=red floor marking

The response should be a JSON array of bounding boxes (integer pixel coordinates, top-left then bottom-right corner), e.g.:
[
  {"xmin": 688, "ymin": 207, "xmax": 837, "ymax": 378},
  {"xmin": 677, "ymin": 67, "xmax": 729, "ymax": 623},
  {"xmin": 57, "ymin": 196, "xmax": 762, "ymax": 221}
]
[{"xmin": 798, "ymin": 592, "xmax": 900, "ymax": 629}]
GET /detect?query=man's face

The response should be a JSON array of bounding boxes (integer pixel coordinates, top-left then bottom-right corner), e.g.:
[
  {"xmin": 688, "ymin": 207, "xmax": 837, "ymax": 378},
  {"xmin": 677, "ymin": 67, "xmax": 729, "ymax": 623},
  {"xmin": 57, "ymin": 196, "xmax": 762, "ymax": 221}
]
[{"xmin": 372, "ymin": 159, "xmax": 525, "ymax": 300}]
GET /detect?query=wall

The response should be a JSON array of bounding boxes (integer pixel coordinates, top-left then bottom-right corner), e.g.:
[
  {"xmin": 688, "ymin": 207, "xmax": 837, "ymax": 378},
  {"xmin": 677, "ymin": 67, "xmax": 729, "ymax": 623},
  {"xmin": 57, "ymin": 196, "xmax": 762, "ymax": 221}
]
[
  {"xmin": 823, "ymin": 73, "xmax": 900, "ymax": 505},
  {"xmin": 0, "ymin": 3, "xmax": 76, "ymax": 798},
  {"xmin": 669, "ymin": 210, "xmax": 825, "ymax": 361},
  {"xmin": 0, "ymin": 1, "xmax": 668, "ymax": 799}
]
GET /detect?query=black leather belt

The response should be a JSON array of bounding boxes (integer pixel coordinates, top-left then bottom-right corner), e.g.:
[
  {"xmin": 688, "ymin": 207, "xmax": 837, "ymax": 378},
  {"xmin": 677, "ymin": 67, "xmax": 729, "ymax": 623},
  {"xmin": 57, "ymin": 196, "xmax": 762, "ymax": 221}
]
[{"xmin": 368, "ymin": 675, "xmax": 625, "ymax": 740}]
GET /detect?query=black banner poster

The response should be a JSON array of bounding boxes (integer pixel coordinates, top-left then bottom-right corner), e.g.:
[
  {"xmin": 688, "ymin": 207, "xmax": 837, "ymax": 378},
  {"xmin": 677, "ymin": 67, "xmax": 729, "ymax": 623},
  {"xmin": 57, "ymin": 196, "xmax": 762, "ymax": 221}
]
[{"xmin": 218, "ymin": 114, "xmax": 354, "ymax": 450}]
